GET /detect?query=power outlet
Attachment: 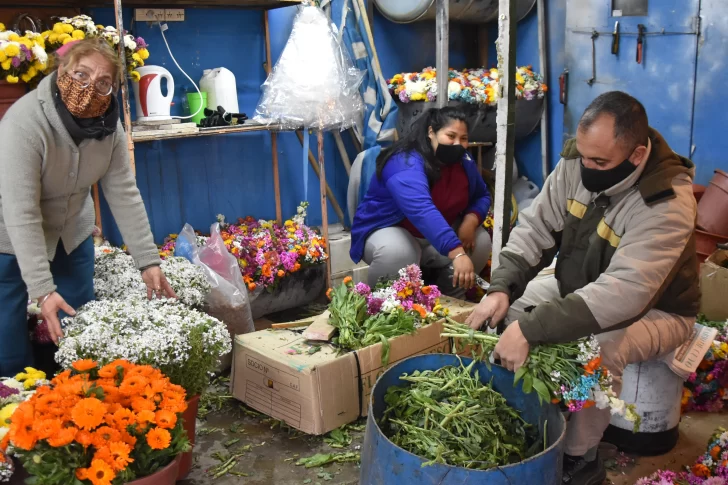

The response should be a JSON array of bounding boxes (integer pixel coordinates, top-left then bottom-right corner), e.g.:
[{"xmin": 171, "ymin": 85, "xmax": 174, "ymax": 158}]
[
  {"xmin": 134, "ymin": 8, "xmax": 165, "ymax": 22},
  {"xmin": 164, "ymin": 9, "xmax": 185, "ymax": 21}
]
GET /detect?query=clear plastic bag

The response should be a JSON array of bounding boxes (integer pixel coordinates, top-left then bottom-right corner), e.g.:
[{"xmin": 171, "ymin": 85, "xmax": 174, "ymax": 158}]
[
  {"xmin": 176, "ymin": 224, "xmax": 255, "ymax": 336},
  {"xmin": 253, "ymin": 4, "xmax": 365, "ymax": 131}
]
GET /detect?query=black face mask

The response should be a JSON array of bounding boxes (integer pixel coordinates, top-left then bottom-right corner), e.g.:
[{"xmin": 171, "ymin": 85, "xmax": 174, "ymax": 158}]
[
  {"xmin": 435, "ymin": 143, "xmax": 466, "ymax": 165},
  {"xmin": 580, "ymin": 158, "xmax": 637, "ymax": 193}
]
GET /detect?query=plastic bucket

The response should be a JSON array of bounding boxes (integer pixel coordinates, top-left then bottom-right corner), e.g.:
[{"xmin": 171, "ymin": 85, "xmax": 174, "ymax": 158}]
[
  {"xmin": 360, "ymin": 354, "xmax": 566, "ymax": 485},
  {"xmin": 186, "ymin": 92, "xmax": 207, "ymax": 125},
  {"xmin": 697, "ymin": 169, "xmax": 728, "ymax": 236}
]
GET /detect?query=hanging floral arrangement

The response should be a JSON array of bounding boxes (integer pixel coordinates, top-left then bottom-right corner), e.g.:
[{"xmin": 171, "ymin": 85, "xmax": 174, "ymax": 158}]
[{"xmin": 0, "ymin": 24, "xmax": 48, "ymax": 84}]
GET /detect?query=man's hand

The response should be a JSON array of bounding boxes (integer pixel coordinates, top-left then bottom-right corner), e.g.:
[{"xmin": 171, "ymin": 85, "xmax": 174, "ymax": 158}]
[
  {"xmin": 457, "ymin": 213, "xmax": 480, "ymax": 253},
  {"xmin": 465, "ymin": 291, "xmax": 510, "ymax": 330},
  {"xmin": 493, "ymin": 321, "xmax": 530, "ymax": 371},
  {"xmin": 39, "ymin": 292, "xmax": 75, "ymax": 344},
  {"xmin": 141, "ymin": 266, "xmax": 177, "ymax": 300}
]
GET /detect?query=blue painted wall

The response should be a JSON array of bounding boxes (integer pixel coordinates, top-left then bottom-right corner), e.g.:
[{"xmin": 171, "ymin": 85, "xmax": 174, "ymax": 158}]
[{"xmin": 91, "ymin": 0, "xmax": 726, "ymax": 245}]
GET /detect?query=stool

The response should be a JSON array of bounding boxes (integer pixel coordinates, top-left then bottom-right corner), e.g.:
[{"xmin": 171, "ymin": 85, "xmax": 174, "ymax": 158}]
[{"xmin": 602, "ymin": 360, "xmax": 684, "ymax": 456}]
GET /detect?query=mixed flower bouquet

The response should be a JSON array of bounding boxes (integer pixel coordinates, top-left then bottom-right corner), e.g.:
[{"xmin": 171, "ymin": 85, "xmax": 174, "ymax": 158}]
[
  {"xmin": 636, "ymin": 427, "xmax": 728, "ymax": 484},
  {"xmin": 159, "ymin": 203, "xmax": 327, "ymax": 293},
  {"xmin": 682, "ymin": 319, "xmax": 728, "ymax": 413},
  {"xmin": 388, "ymin": 65, "xmax": 547, "ymax": 105},
  {"xmin": 327, "ymin": 265, "xmax": 448, "ymax": 365},
  {"xmin": 442, "ymin": 321, "xmax": 641, "ymax": 430},
  {"xmin": 56, "ymin": 299, "xmax": 232, "ymax": 397},
  {"xmin": 0, "ymin": 360, "xmax": 189, "ymax": 485},
  {"xmin": 0, "ymin": 25, "xmax": 48, "ymax": 84},
  {"xmin": 1, "ymin": 368, "xmax": 48, "ymax": 444},
  {"xmin": 94, "ymin": 245, "xmax": 211, "ymax": 309},
  {"xmin": 42, "ymin": 15, "xmax": 150, "ymax": 80}
]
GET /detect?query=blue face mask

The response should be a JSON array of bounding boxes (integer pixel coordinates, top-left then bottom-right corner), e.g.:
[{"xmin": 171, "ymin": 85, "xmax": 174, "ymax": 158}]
[{"xmin": 435, "ymin": 143, "xmax": 466, "ymax": 165}]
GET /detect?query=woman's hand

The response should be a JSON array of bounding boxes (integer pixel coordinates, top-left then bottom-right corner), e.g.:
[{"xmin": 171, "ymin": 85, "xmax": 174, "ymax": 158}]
[
  {"xmin": 457, "ymin": 213, "xmax": 480, "ymax": 253},
  {"xmin": 448, "ymin": 247, "xmax": 475, "ymax": 290},
  {"xmin": 141, "ymin": 265, "xmax": 177, "ymax": 300},
  {"xmin": 39, "ymin": 292, "xmax": 75, "ymax": 344}
]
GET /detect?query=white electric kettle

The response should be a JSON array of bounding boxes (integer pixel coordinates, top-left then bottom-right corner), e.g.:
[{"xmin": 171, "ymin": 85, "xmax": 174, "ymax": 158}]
[{"xmin": 132, "ymin": 66, "xmax": 174, "ymax": 122}]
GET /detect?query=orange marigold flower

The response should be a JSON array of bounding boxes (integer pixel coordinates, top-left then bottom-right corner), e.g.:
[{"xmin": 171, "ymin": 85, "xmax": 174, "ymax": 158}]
[
  {"xmin": 98, "ymin": 360, "xmax": 131, "ymax": 379},
  {"xmin": 711, "ymin": 445, "xmax": 722, "ymax": 459},
  {"xmin": 9, "ymin": 422, "xmax": 37, "ymax": 451},
  {"xmin": 94, "ymin": 426, "xmax": 122, "ymax": 448},
  {"xmin": 155, "ymin": 410, "xmax": 177, "ymax": 429},
  {"xmin": 71, "ymin": 397, "xmax": 107, "ymax": 431},
  {"xmin": 87, "ymin": 458, "xmax": 116, "ymax": 485},
  {"xmin": 326, "ymin": 288, "xmax": 333, "ymax": 300},
  {"xmin": 47, "ymin": 426, "xmax": 77, "ymax": 447},
  {"xmin": 248, "ymin": 282, "xmax": 257, "ymax": 292},
  {"xmin": 51, "ymin": 369, "xmax": 72, "ymax": 385},
  {"xmin": 0, "ymin": 433, "xmax": 10, "ymax": 452},
  {"xmin": 108, "ymin": 441, "xmax": 134, "ymax": 471},
  {"xmin": 160, "ymin": 396, "xmax": 186, "ymax": 414},
  {"xmin": 76, "ymin": 468, "xmax": 89, "ymax": 481},
  {"xmin": 692, "ymin": 464, "xmax": 711, "ymax": 478},
  {"xmin": 126, "ymin": 365, "xmax": 156, "ymax": 378},
  {"xmin": 277, "ymin": 269, "xmax": 285, "ymax": 278},
  {"xmin": 582, "ymin": 400, "xmax": 596, "ymax": 409},
  {"xmin": 33, "ymin": 418, "xmax": 62, "ymax": 440},
  {"xmin": 119, "ymin": 430, "xmax": 137, "ymax": 448},
  {"xmin": 343, "ymin": 276, "xmax": 353, "ymax": 285},
  {"xmin": 119, "ymin": 375, "xmax": 149, "ymax": 397},
  {"xmin": 146, "ymin": 427, "xmax": 171, "ymax": 450},
  {"xmin": 112, "ymin": 408, "xmax": 136, "ymax": 430},
  {"xmin": 411, "ymin": 304, "xmax": 427, "ymax": 319},
  {"xmin": 421, "ymin": 286, "xmax": 432, "ymax": 295},
  {"xmin": 76, "ymin": 429, "xmax": 95, "ymax": 448},
  {"xmin": 136, "ymin": 409, "xmax": 156, "ymax": 424},
  {"xmin": 72, "ymin": 359, "xmax": 98, "ymax": 372},
  {"xmin": 131, "ymin": 397, "xmax": 156, "ymax": 413},
  {"xmin": 583, "ymin": 356, "xmax": 602, "ymax": 375}
]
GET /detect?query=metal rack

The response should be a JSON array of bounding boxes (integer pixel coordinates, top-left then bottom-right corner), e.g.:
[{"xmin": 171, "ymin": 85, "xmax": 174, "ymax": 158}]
[{"xmin": 433, "ymin": 0, "xmax": 517, "ymax": 269}]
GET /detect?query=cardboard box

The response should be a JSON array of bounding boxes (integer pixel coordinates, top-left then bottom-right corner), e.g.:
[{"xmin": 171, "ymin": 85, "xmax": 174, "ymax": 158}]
[
  {"xmin": 230, "ymin": 297, "xmax": 475, "ymax": 435},
  {"xmin": 700, "ymin": 249, "xmax": 728, "ymax": 321}
]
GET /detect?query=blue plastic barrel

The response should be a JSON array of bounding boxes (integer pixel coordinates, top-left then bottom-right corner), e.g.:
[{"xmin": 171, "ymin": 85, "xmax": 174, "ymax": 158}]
[{"xmin": 360, "ymin": 354, "xmax": 566, "ymax": 485}]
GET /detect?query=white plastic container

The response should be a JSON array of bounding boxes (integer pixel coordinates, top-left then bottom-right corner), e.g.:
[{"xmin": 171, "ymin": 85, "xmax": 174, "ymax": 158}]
[
  {"xmin": 512, "ymin": 177, "xmax": 540, "ymax": 203},
  {"xmin": 200, "ymin": 67, "xmax": 239, "ymax": 113}
]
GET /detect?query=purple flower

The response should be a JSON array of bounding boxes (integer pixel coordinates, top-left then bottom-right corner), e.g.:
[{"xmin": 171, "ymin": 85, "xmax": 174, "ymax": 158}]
[
  {"xmin": 354, "ymin": 282, "xmax": 371, "ymax": 297},
  {"xmin": 367, "ymin": 297, "xmax": 383, "ymax": 315},
  {"xmin": 0, "ymin": 381, "xmax": 20, "ymax": 399},
  {"xmin": 136, "ymin": 36, "xmax": 148, "ymax": 48},
  {"xmin": 11, "ymin": 56, "xmax": 20, "ymax": 68},
  {"xmin": 404, "ymin": 264, "xmax": 422, "ymax": 283},
  {"xmin": 688, "ymin": 372, "xmax": 698, "ymax": 383},
  {"xmin": 398, "ymin": 90, "xmax": 409, "ymax": 103},
  {"xmin": 704, "ymin": 477, "xmax": 728, "ymax": 485}
]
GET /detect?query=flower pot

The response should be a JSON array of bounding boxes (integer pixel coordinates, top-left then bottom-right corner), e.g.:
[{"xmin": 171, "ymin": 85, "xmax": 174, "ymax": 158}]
[
  {"xmin": 177, "ymin": 394, "xmax": 200, "ymax": 479},
  {"xmin": 697, "ymin": 169, "xmax": 728, "ymax": 236},
  {"xmin": 249, "ymin": 264, "xmax": 326, "ymax": 318},
  {"xmin": 125, "ymin": 455, "xmax": 181, "ymax": 485},
  {"xmin": 0, "ymin": 81, "xmax": 27, "ymax": 120},
  {"xmin": 693, "ymin": 184, "xmax": 706, "ymax": 204}
]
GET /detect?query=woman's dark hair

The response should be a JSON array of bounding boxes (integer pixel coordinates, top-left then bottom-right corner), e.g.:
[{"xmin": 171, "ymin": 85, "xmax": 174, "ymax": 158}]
[{"xmin": 376, "ymin": 106, "xmax": 469, "ymax": 185}]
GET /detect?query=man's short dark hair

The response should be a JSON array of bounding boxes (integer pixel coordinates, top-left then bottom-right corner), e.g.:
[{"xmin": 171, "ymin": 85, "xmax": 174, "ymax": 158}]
[{"xmin": 578, "ymin": 91, "xmax": 649, "ymax": 149}]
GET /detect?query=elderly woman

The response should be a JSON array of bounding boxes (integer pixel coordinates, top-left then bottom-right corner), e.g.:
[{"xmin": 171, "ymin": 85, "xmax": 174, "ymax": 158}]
[{"xmin": 0, "ymin": 38, "xmax": 175, "ymax": 375}]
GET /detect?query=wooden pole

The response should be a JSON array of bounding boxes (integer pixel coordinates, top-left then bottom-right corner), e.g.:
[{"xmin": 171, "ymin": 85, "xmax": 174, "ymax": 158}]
[
  {"xmin": 318, "ymin": 131, "xmax": 331, "ymax": 289},
  {"xmin": 492, "ymin": 0, "xmax": 517, "ymax": 271},
  {"xmin": 435, "ymin": 0, "xmax": 449, "ymax": 108},
  {"xmin": 113, "ymin": 0, "xmax": 135, "ymax": 175},
  {"xmin": 333, "ymin": 131, "xmax": 352, "ymax": 175},
  {"xmin": 264, "ymin": 11, "xmax": 282, "ymax": 224},
  {"xmin": 295, "ymin": 131, "xmax": 345, "ymax": 222}
]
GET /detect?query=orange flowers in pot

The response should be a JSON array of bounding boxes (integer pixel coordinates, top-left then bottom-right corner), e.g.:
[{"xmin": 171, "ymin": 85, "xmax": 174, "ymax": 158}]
[{"xmin": 4, "ymin": 360, "xmax": 190, "ymax": 485}]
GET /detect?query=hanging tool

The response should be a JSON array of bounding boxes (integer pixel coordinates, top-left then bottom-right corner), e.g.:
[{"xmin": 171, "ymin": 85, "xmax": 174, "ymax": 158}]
[
  {"xmin": 559, "ymin": 69, "xmax": 569, "ymax": 105},
  {"xmin": 611, "ymin": 21, "xmax": 620, "ymax": 55},
  {"xmin": 587, "ymin": 30, "xmax": 598, "ymax": 85},
  {"xmin": 636, "ymin": 24, "xmax": 646, "ymax": 64}
]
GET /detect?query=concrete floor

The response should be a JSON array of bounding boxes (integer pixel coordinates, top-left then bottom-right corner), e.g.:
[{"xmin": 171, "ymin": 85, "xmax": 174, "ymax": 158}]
[{"xmin": 179, "ymin": 388, "xmax": 725, "ymax": 485}]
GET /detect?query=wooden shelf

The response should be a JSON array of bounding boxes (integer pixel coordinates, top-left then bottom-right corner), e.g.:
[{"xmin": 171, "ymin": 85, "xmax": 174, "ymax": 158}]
[
  {"xmin": 132, "ymin": 122, "xmax": 286, "ymax": 143},
  {"xmin": 18, "ymin": 0, "xmax": 301, "ymax": 10}
]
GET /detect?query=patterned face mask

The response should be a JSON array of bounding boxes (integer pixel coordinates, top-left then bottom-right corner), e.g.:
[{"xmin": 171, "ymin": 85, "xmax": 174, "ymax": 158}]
[{"xmin": 56, "ymin": 73, "xmax": 111, "ymax": 118}]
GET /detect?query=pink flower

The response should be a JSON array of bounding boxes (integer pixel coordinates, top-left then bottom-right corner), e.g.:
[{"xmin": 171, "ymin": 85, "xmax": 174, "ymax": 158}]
[{"xmin": 354, "ymin": 283, "xmax": 371, "ymax": 297}]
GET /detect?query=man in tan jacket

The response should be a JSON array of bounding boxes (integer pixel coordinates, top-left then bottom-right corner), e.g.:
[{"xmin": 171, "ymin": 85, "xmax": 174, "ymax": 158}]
[{"xmin": 467, "ymin": 91, "xmax": 699, "ymax": 485}]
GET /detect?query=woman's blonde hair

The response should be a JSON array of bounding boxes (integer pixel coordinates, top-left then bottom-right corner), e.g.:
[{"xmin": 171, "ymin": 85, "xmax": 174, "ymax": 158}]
[{"xmin": 56, "ymin": 38, "xmax": 124, "ymax": 84}]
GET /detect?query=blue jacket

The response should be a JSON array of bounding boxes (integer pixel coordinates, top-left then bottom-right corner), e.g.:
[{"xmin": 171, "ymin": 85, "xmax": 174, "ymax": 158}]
[{"xmin": 350, "ymin": 150, "xmax": 491, "ymax": 263}]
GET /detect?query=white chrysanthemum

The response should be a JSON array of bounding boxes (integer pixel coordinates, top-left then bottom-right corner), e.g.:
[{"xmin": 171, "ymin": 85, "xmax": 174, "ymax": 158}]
[
  {"xmin": 124, "ymin": 34, "xmax": 136, "ymax": 50},
  {"xmin": 31, "ymin": 44, "xmax": 48, "ymax": 65},
  {"xmin": 593, "ymin": 389, "xmax": 611, "ymax": 410},
  {"xmin": 608, "ymin": 396, "xmax": 626, "ymax": 416},
  {"xmin": 94, "ymin": 245, "xmax": 210, "ymax": 308},
  {"xmin": 56, "ymin": 299, "xmax": 232, "ymax": 372}
]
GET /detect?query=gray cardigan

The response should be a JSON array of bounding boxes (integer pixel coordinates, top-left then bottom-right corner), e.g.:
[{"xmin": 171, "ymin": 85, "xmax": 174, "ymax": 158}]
[{"xmin": 0, "ymin": 75, "xmax": 160, "ymax": 299}]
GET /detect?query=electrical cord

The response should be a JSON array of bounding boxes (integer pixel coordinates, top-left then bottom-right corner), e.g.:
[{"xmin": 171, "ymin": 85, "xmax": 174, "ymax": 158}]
[{"xmin": 157, "ymin": 21, "xmax": 204, "ymax": 120}]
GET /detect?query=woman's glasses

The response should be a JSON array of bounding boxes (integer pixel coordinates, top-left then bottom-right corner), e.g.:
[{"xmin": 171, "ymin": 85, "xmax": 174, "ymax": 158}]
[{"xmin": 70, "ymin": 70, "xmax": 114, "ymax": 96}]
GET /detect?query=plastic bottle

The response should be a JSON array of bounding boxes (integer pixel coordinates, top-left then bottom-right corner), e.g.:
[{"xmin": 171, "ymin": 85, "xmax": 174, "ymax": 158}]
[{"xmin": 200, "ymin": 67, "xmax": 239, "ymax": 113}]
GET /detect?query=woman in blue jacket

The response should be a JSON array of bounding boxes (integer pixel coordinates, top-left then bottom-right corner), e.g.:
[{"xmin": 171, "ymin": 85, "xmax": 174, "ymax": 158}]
[{"xmin": 350, "ymin": 107, "xmax": 492, "ymax": 296}]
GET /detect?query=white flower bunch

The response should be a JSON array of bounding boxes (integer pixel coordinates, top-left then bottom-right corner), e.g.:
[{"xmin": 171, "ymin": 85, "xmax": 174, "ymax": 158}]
[
  {"xmin": 576, "ymin": 335, "xmax": 600, "ymax": 364},
  {"xmin": 292, "ymin": 201, "xmax": 309, "ymax": 226},
  {"xmin": 371, "ymin": 287, "xmax": 402, "ymax": 314},
  {"xmin": 94, "ymin": 245, "xmax": 211, "ymax": 308},
  {"xmin": 57, "ymin": 299, "xmax": 231, "ymax": 396}
]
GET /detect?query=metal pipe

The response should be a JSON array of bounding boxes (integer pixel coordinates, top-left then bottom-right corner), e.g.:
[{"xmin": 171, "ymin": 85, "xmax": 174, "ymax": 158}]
[
  {"xmin": 318, "ymin": 130, "xmax": 332, "ymax": 289},
  {"xmin": 537, "ymin": 0, "xmax": 549, "ymax": 182},
  {"xmin": 435, "ymin": 0, "xmax": 449, "ymax": 109},
  {"xmin": 492, "ymin": 0, "xmax": 517, "ymax": 271}
]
